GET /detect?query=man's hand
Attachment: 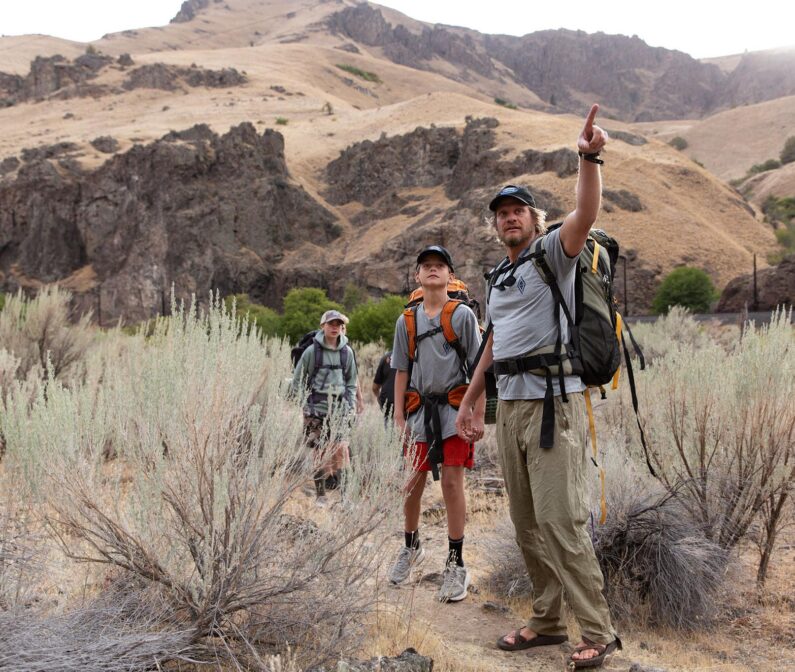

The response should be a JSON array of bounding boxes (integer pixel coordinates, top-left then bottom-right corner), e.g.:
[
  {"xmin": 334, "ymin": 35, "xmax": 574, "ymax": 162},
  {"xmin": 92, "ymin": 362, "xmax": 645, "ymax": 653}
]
[
  {"xmin": 577, "ymin": 104, "xmax": 608, "ymax": 155},
  {"xmin": 456, "ymin": 404, "xmax": 484, "ymax": 443},
  {"xmin": 394, "ymin": 412, "xmax": 407, "ymax": 434}
]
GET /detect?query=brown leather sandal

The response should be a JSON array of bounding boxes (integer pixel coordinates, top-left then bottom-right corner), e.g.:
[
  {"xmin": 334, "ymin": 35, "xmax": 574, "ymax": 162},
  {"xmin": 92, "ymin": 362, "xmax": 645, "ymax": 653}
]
[
  {"xmin": 496, "ymin": 628, "xmax": 568, "ymax": 651},
  {"xmin": 566, "ymin": 636, "xmax": 622, "ymax": 669}
]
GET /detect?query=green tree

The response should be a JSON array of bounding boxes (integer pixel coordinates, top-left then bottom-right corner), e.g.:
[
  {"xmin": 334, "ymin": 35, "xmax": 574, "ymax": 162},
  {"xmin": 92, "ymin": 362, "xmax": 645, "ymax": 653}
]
[
  {"xmin": 780, "ymin": 136, "xmax": 795, "ymax": 165},
  {"xmin": 652, "ymin": 267, "xmax": 717, "ymax": 315},
  {"xmin": 347, "ymin": 294, "xmax": 406, "ymax": 344},
  {"xmin": 225, "ymin": 294, "xmax": 282, "ymax": 338},
  {"xmin": 281, "ymin": 288, "xmax": 342, "ymax": 344},
  {"xmin": 668, "ymin": 136, "xmax": 688, "ymax": 151},
  {"xmin": 342, "ymin": 282, "xmax": 369, "ymax": 313}
]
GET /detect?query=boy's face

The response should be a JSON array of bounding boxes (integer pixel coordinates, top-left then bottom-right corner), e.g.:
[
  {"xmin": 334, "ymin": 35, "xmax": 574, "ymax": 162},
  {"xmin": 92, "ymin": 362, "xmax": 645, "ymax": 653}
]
[
  {"xmin": 415, "ymin": 253, "xmax": 451, "ymax": 289},
  {"xmin": 322, "ymin": 319, "xmax": 344, "ymax": 340}
]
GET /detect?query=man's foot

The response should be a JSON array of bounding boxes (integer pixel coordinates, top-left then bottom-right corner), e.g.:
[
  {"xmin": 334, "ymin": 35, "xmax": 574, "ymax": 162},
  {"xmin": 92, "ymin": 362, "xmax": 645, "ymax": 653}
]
[
  {"xmin": 567, "ymin": 637, "xmax": 621, "ymax": 669},
  {"xmin": 438, "ymin": 562, "xmax": 470, "ymax": 602},
  {"xmin": 387, "ymin": 545, "xmax": 425, "ymax": 585},
  {"xmin": 497, "ymin": 627, "xmax": 567, "ymax": 651}
]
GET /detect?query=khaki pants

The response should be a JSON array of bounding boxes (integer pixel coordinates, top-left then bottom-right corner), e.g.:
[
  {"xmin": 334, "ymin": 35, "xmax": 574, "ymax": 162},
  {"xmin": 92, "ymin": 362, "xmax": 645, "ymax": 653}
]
[{"xmin": 496, "ymin": 394, "xmax": 616, "ymax": 645}]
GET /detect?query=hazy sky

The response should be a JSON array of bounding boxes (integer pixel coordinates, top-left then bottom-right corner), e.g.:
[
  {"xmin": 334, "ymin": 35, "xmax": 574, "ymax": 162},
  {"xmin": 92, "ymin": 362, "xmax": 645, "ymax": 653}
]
[{"xmin": 1, "ymin": 0, "xmax": 792, "ymax": 59}]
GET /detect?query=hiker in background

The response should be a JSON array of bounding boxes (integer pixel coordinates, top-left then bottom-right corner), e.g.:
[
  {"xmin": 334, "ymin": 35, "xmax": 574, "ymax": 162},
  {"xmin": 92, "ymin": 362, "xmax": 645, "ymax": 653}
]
[
  {"xmin": 372, "ymin": 350, "xmax": 396, "ymax": 422},
  {"xmin": 456, "ymin": 105, "xmax": 622, "ymax": 668},
  {"xmin": 291, "ymin": 309, "xmax": 357, "ymax": 505},
  {"xmin": 388, "ymin": 246, "xmax": 483, "ymax": 602}
]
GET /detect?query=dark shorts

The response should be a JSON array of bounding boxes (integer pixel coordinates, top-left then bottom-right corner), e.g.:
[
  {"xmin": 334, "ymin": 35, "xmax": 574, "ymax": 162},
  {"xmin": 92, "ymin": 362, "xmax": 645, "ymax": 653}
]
[
  {"xmin": 404, "ymin": 435, "xmax": 474, "ymax": 472},
  {"xmin": 303, "ymin": 414, "xmax": 350, "ymax": 446}
]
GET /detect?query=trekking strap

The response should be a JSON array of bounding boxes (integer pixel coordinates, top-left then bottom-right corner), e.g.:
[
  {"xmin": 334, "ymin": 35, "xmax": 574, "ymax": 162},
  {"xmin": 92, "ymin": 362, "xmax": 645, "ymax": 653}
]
[
  {"xmin": 611, "ymin": 312, "xmax": 623, "ymax": 390},
  {"xmin": 620, "ymin": 330, "xmax": 656, "ymax": 478},
  {"xmin": 307, "ymin": 343, "xmax": 351, "ymax": 411},
  {"xmin": 404, "ymin": 301, "xmax": 468, "ymax": 381},
  {"xmin": 584, "ymin": 388, "xmax": 607, "ymax": 525}
]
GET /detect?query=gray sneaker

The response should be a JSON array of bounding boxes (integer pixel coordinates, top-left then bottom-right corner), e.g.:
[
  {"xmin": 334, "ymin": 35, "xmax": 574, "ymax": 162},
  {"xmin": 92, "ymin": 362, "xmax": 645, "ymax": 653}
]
[
  {"xmin": 438, "ymin": 562, "xmax": 470, "ymax": 602},
  {"xmin": 387, "ymin": 545, "xmax": 426, "ymax": 585}
]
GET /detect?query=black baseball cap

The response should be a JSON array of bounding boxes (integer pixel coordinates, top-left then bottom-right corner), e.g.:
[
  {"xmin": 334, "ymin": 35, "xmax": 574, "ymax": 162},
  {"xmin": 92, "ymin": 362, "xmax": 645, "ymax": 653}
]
[
  {"xmin": 416, "ymin": 245, "xmax": 455, "ymax": 272},
  {"xmin": 488, "ymin": 184, "xmax": 537, "ymax": 212}
]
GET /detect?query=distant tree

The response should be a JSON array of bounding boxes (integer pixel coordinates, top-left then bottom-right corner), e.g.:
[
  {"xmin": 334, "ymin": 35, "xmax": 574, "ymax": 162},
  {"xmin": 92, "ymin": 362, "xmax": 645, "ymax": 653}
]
[
  {"xmin": 652, "ymin": 267, "xmax": 717, "ymax": 315},
  {"xmin": 342, "ymin": 282, "xmax": 369, "ymax": 313},
  {"xmin": 225, "ymin": 294, "xmax": 282, "ymax": 338},
  {"xmin": 668, "ymin": 136, "xmax": 688, "ymax": 151},
  {"xmin": 780, "ymin": 136, "xmax": 795, "ymax": 165},
  {"xmin": 281, "ymin": 288, "xmax": 342, "ymax": 344},
  {"xmin": 347, "ymin": 295, "xmax": 406, "ymax": 345}
]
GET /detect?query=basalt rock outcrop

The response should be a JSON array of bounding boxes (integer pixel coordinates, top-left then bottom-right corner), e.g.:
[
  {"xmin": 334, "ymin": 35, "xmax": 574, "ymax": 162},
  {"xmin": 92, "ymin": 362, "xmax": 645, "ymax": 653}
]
[
  {"xmin": 717, "ymin": 254, "xmax": 795, "ymax": 311},
  {"xmin": 0, "ymin": 55, "xmax": 246, "ymax": 107},
  {"xmin": 170, "ymin": 0, "xmax": 222, "ymax": 24},
  {"xmin": 0, "ymin": 123, "xmax": 338, "ymax": 323}
]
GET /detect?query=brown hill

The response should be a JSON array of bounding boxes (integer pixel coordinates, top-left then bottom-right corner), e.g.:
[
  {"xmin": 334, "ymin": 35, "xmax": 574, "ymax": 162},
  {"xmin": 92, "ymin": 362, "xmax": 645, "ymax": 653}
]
[{"xmin": 0, "ymin": 0, "xmax": 783, "ymax": 320}]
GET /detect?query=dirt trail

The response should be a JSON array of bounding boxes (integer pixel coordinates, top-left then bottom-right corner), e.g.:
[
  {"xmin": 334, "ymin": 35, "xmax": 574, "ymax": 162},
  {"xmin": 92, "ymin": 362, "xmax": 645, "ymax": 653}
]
[{"xmin": 378, "ymin": 484, "xmax": 633, "ymax": 672}]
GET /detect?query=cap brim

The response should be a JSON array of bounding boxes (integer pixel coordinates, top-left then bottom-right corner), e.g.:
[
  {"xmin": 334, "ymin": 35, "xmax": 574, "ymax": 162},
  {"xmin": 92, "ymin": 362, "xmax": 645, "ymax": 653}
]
[{"xmin": 489, "ymin": 194, "xmax": 534, "ymax": 212}]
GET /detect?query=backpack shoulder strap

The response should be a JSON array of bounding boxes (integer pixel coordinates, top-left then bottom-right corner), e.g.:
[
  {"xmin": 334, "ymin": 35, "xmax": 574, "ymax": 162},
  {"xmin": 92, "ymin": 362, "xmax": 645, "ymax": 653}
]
[
  {"xmin": 340, "ymin": 344, "xmax": 350, "ymax": 373},
  {"xmin": 403, "ymin": 306, "xmax": 418, "ymax": 362},
  {"xmin": 441, "ymin": 300, "xmax": 470, "ymax": 378}
]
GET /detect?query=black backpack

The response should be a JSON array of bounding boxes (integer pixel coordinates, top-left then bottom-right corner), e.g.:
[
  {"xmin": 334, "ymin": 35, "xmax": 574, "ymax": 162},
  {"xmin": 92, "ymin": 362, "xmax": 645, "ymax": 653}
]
[{"xmin": 291, "ymin": 330, "xmax": 353, "ymax": 390}]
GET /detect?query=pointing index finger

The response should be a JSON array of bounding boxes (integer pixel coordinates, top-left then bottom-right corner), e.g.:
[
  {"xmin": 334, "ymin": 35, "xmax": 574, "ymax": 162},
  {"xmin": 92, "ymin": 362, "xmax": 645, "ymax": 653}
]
[{"xmin": 584, "ymin": 103, "xmax": 599, "ymax": 132}]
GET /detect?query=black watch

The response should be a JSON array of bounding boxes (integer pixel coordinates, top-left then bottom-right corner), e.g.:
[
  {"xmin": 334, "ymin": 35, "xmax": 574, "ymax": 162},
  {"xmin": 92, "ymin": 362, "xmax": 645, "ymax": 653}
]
[{"xmin": 579, "ymin": 151, "xmax": 604, "ymax": 165}]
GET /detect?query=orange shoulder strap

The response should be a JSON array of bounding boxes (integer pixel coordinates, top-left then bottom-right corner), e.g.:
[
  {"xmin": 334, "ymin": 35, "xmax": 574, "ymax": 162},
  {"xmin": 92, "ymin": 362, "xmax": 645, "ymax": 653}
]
[
  {"xmin": 403, "ymin": 307, "xmax": 417, "ymax": 361},
  {"xmin": 440, "ymin": 300, "xmax": 461, "ymax": 345}
]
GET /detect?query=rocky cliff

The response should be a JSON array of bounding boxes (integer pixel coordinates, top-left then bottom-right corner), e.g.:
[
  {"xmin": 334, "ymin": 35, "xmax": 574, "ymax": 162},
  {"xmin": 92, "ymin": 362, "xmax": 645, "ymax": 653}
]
[
  {"xmin": 325, "ymin": 4, "xmax": 795, "ymax": 122},
  {"xmin": 717, "ymin": 255, "xmax": 795, "ymax": 311},
  {"xmin": 0, "ymin": 124, "xmax": 337, "ymax": 324}
]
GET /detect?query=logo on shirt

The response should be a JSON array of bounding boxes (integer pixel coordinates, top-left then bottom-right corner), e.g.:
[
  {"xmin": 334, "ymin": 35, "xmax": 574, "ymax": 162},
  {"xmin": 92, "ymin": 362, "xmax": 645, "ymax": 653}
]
[
  {"xmin": 442, "ymin": 341, "xmax": 451, "ymax": 354},
  {"xmin": 517, "ymin": 276, "xmax": 526, "ymax": 294}
]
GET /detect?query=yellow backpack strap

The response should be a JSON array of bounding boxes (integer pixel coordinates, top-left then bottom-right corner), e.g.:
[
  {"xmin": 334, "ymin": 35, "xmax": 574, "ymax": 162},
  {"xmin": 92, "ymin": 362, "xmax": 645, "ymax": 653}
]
[
  {"xmin": 584, "ymin": 388, "xmax": 608, "ymax": 525},
  {"xmin": 403, "ymin": 307, "xmax": 417, "ymax": 361},
  {"xmin": 591, "ymin": 241, "xmax": 602, "ymax": 274},
  {"xmin": 611, "ymin": 312, "xmax": 623, "ymax": 390}
]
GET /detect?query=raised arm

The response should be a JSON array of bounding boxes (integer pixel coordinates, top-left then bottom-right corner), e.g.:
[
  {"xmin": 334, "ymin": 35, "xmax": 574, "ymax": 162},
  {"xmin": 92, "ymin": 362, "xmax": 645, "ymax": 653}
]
[{"xmin": 560, "ymin": 104, "xmax": 608, "ymax": 258}]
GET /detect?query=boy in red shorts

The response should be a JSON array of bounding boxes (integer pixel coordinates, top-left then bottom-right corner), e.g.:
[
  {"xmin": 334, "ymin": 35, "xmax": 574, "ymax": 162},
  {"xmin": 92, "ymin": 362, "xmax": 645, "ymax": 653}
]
[{"xmin": 389, "ymin": 245, "xmax": 483, "ymax": 602}]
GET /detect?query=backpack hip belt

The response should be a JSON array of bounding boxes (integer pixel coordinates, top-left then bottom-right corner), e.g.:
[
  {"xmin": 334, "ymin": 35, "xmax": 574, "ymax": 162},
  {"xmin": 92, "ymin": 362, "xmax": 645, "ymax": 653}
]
[{"xmin": 404, "ymin": 384, "xmax": 469, "ymax": 481}]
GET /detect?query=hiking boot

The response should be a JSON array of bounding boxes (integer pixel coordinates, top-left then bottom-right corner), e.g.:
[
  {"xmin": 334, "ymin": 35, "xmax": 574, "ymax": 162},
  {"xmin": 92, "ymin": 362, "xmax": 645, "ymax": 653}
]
[
  {"xmin": 387, "ymin": 545, "xmax": 425, "ymax": 585},
  {"xmin": 438, "ymin": 562, "xmax": 470, "ymax": 602}
]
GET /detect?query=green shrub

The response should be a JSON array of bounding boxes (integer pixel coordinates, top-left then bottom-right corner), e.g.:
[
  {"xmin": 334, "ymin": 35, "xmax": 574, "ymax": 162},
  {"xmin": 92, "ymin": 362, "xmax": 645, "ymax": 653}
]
[
  {"xmin": 749, "ymin": 158, "xmax": 781, "ymax": 174},
  {"xmin": 494, "ymin": 97, "xmax": 518, "ymax": 110},
  {"xmin": 275, "ymin": 117, "xmax": 288, "ymax": 125},
  {"xmin": 668, "ymin": 136, "xmax": 688, "ymax": 151},
  {"xmin": 652, "ymin": 267, "xmax": 717, "ymax": 315},
  {"xmin": 0, "ymin": 293, "xmax": 5, "ymax": 312},
  {"xmin": 347, "ymin": 294, "xmax": 405, "ymax": 345},
  {"xmin": 281, "ymin": 287, "xmax": 342, "ymax": 344},
  {"xmin": 342, "ymin": 282, "xmax": 369, "ymax": 313},
  {"xmin": 764, "ymin": 196, "xmax": 795, "ymax": 261},
  {"xmin": 335, "ymin": 64, "xmax": 381, "ymax": 83},
  {"xmin": 225, "ymin": 294, "xmax": 282, "ymax": 338},
  {"xmin": 780, "ymin": 136, "xmax": 795, "ymax": 165}
]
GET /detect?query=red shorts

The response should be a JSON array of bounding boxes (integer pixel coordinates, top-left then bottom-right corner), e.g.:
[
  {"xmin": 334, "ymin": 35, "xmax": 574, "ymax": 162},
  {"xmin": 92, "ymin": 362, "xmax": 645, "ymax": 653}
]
[{"xmin": 404, "ymin": 435, "xmax": 474, "ymax": 472}]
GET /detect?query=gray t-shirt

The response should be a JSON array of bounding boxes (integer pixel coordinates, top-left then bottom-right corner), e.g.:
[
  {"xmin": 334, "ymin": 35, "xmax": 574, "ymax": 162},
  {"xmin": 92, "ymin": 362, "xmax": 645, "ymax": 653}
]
[
  {"xmin": 486, "ymin": 227, "xmax": 585, "ymax": 400},
  {"xmin": 392, "ymin": 303, "xmax": 481, "ymax": 442}
]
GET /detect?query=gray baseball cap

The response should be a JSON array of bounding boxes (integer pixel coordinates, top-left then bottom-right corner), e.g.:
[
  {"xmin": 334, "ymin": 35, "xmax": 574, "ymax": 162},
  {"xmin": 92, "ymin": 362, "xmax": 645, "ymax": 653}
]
[{"xmin": 320, "ymin": 309, "xmax": 349, "ymax": 325}]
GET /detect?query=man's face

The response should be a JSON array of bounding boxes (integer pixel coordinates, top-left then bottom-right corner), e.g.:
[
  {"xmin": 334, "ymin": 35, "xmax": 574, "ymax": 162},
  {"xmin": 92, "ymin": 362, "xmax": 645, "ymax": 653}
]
[
  {"xmin": 415, "ymin": 254, "xmax": 451, "ymax": 288},
  {"xmin": 322, "ymin": 319, "xmax": 344, "ymax": 340},
  {"xmin": 494, "ymin": 198, "xmax": 537, "ymax": 249}
]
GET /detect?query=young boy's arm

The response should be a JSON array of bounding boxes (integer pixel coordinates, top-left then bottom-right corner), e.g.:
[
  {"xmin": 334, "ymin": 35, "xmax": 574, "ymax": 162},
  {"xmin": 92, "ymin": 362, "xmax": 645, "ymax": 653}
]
[{"xmin": 390, "ymin": 315, "xmax": 410, "ymax": 434}]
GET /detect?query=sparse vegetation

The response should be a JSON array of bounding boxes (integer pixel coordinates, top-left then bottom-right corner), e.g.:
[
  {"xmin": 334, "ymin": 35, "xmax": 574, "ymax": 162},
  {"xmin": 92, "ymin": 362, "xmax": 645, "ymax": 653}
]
[
  {"xmin": 494, "ymin": 97, "xmax": 518, "ymax": 110},
  {"xmin": 749, "ymin": 158, "xmax": 781, "ymax": 174},
  {"xmin": 764, "ymin": 195, "xmax": 795, "ymax": 261},
  {"xmin": 275, "ymin": 116, "xmax": 288, "ymax": 125},
  {"xmin": 335, "ymin": 64, "xmax": 381, "ymax": 84},
  {"xmin": 780, "ymin": 135, "xmax": 795, "ymax": 165},
  {"xmin": 668, "ymin": 136, "xmax": 688, "ymax": 150},
  {"xmin": 652, "ymin": 266, "xmax": 717, "ymax": 314}
]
